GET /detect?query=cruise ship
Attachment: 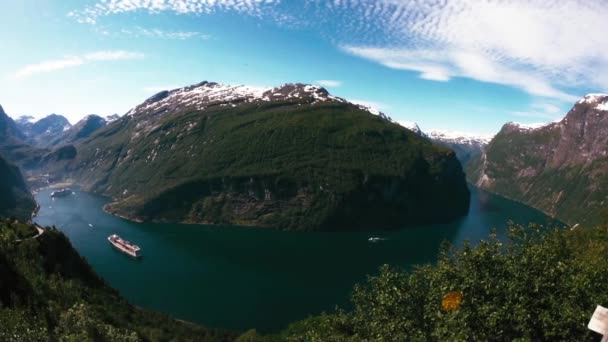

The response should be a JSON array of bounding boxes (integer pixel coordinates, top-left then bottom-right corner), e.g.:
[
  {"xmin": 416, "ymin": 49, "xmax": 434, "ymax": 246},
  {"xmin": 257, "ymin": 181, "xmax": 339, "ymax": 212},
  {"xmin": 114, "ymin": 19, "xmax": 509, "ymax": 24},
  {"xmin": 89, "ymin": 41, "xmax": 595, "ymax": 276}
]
[
  {"xmin": 108, "ymin": 234, "xmax": 141, "ymax": 258},
  {"xmin": 50, "ymin": 188, "xmax": 72, "ymax": 198}
]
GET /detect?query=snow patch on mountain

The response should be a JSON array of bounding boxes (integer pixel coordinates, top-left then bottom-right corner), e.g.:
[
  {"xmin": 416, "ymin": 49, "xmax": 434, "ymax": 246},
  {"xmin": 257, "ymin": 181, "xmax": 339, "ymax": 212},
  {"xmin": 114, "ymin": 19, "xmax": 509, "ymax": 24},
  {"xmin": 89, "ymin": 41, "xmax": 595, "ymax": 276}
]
[
  {"xmin": 126, "ymin": 81, "xmax": 386, "ymax": 119},
  {"xmin": 427, "ymin": 130, "xmax": 493, "ymax": 145},
  {"xmin": 507, "ymin": 122, "xmax": 550, "ymax": 131},
  {"xmin": 397, "ymin": 121, "xmax": 424, "ymax": 135},
  {"xmin": 577, "ymin": 93, "xmax": 608, "ymax": 111}
]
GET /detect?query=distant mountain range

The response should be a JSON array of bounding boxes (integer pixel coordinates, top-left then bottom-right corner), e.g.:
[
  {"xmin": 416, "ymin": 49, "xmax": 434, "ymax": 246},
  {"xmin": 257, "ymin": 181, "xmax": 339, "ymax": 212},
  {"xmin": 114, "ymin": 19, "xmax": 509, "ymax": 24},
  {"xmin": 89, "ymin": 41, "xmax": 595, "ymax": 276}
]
[
  {"xmin": 16, "ymin": 114, "xmax": 71, "ymax": 147},
  {"xmin": 16, "ymin": 113, "xmax": 114, "ymax": 148},
  {"xmin": 39, "ymin": 81, "xmax": 470, "ymax": 231},
  {"xmin": 468, "ymin": 94, "xmax": 608, "ymax": 225},
  {"xmin": 397, "ymin": 121, "xmax": 492, "ymax": 166}
]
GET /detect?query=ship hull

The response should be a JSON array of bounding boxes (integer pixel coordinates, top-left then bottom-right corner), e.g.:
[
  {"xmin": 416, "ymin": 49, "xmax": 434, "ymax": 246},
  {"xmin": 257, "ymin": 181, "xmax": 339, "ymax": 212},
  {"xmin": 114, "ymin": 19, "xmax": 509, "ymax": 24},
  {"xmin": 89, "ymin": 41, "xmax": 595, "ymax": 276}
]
[{"xmin": 108, "ymin": 236, "xmax": 141, "ymax": 258}]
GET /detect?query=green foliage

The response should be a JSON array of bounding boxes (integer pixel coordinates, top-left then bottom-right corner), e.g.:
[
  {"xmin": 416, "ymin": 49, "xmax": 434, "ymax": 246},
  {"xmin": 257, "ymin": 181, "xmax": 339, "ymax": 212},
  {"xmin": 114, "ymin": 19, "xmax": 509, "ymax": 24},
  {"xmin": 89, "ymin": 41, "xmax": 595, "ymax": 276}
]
[
  {"xmin": 0, "ymin": 221, "xmax": 236, "ymax": 341},
  {"xmin": 283, "ymin": 224, "xmax": 608, "ymax": 341},
  {"xmin": 0, "ymin": 155, "xmax": 36, "ymax": 221}
]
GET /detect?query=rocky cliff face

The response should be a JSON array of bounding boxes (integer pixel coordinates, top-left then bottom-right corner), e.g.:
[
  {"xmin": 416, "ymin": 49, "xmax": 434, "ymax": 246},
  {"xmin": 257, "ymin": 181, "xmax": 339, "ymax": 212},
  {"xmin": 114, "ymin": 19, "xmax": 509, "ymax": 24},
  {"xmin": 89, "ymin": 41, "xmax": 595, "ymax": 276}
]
[
  {"xmin": 468, "ymin": 94, "xmax": 608, "ymax": 225},
  {"xmin": 46, "ymin": 81, "xmax": 470, "ymax": 231}
]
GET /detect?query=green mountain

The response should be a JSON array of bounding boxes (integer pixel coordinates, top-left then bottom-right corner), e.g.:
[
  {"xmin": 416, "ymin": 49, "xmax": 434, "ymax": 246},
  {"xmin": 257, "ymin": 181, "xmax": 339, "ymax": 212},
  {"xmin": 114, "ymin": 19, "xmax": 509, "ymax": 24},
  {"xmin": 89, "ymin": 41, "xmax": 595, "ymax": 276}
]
[
  {"xmin": 0, "ymin": 155, "xmax": 36, "ymax": 221},
  {"xmin": 46, "ymin": 82, "xmax": 470, "ymax": 231},
  {"xmin": 468, "ymin": 94, "xmax": 608, "ymax": 225},
  {"xmin": 0, "ymin": 219, "xmax": 234, "ymax": 341}
]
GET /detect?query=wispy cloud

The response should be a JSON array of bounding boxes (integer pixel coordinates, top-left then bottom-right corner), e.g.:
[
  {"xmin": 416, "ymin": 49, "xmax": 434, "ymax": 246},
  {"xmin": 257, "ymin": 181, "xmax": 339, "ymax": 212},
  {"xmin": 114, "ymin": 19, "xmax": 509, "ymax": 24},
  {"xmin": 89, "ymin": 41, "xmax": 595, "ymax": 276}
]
[
  {"xmin": 14, "ymin": 51, "xmax": 144, "ymax": 78},
  {"xmin": 70, "ymin": 1, "xmax": 608, "ymax": 103},
  {"xmin": 68, "ymin": 0, "xmax": 279, "ymax": 24},
  {"xmin": 314, "ymin": 80, "xmax": 342, "ymax": 88},
  {"xmin": 338, "ymin": 0, "xmax": 608, "ymax": 103},
  {"xmin": 121, "ymin": 27, "xmax": 211, "ymax": 40},
  {"xmin": 511, "ymin": 102, "xmax": 567, "ymax": 122}
]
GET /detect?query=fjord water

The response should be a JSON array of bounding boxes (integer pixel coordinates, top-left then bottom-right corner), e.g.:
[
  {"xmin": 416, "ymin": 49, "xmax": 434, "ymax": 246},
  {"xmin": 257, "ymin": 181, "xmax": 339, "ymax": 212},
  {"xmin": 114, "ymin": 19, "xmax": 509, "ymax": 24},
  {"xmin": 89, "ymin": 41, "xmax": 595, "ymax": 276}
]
[{"xmin": 34, "ymin": 186, "xmax": 557, "ymax": 333}]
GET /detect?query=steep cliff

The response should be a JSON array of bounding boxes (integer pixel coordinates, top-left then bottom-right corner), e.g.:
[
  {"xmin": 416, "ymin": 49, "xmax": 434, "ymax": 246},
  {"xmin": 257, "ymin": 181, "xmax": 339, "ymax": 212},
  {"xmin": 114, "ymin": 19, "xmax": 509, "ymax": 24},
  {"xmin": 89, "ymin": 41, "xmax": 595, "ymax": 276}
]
[{"xmin": 469, "ymin": 94, "xmax": 608, "ymax": 225}]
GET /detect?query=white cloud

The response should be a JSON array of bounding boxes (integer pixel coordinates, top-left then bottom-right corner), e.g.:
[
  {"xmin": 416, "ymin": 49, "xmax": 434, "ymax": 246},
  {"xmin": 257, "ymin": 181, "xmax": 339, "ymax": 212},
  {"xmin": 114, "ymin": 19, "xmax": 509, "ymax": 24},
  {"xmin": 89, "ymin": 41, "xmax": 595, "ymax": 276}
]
[
  {"xmin": 314, "ymin": 80, "xmax": 342, "ymax": 87},
  {"xmin": 69, "ymin": 0, "xmax": 280, "ymax": 24},
  {"xmin": 120, "ymin": 27, "xmax": 211, "ymax": 40},
  {"xmin": 339, "ymin": 1, "xmax": 608, "ymax": 103},
  {"xmin": 511, "ymin": 101, "xmax": 568, "ymax": 122},
  {"xmin": 70, "ymin": 1, "xmax": 608, "ymax": 103},
  {"xmin": 14, "ymin": 57, "xmax": 85, "ymax": 78},
  {"xmin": 13, "ymin": 50, "xmax": 144, "ymax": 78}
]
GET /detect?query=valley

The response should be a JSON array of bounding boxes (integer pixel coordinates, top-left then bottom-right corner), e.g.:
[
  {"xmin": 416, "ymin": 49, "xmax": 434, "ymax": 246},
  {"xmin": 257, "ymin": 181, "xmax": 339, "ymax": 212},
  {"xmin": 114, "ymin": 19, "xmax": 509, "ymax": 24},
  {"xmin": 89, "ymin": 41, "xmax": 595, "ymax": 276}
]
[{"xmin": 33, "ymin": 185, "xmax": 555, "ymax": 333}]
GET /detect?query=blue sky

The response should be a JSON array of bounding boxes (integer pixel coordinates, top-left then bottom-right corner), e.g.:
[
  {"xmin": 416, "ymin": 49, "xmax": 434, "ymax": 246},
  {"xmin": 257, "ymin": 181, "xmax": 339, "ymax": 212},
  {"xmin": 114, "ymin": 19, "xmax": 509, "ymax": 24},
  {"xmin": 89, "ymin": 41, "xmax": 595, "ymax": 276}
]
[{"xmin": 1, "ymin": 0, "xmax": 607, "ymax": 135}]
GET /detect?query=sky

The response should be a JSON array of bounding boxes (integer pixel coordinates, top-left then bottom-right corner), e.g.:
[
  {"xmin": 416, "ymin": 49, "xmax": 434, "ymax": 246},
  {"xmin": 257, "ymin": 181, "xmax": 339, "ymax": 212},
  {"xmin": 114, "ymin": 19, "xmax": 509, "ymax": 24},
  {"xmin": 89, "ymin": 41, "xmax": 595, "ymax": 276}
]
[{"xmin": 1, "ymin": 0, "xmax": 608, "ymax": 136}]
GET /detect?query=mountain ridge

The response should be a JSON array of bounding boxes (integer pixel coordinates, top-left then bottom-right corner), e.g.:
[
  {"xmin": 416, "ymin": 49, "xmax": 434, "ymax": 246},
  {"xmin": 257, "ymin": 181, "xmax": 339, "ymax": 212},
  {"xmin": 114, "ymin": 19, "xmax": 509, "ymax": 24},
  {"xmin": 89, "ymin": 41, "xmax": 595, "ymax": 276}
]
[{"xmin": 43, "ymin": 81, "xmax": 471, "ymax": 231}]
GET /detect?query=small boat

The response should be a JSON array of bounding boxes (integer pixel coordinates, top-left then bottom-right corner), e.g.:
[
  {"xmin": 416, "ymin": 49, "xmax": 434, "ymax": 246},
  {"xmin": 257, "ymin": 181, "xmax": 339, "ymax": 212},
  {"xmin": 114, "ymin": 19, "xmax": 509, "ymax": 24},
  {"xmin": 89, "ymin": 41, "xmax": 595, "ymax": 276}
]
[
  {"xmin": 368, "ymin": 237, "xmax": 384, "ymax": 243},
  {"xmin": 50, "ymin": 188, "xmax": 72, "ymax": 198},
  {"xmin": 108, "ymin": 234, "xmax": 141, "ymax": 258}
]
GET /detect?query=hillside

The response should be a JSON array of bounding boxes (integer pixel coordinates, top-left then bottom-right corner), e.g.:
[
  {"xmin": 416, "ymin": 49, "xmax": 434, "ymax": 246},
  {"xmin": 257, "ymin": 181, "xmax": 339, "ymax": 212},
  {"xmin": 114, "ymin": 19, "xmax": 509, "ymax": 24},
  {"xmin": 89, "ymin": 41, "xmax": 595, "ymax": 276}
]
[
  {"xmin": 48, "ymin": 114, "xmax": 107, "ymax": 147},
  {"xmin": 0, "ymin": 219, "xmax": 234, "ymax": 341},
  {"xmin": 0, "ymin": 156, "xmax": 36, "ymax": 220},
  {"xmin": 46, "ymin": 81, "xmax": 470, "ymax": 231},
  {"xmin": 468, "ymin": 94, "xmax": 608, "ymax": 225},
  {"xmin": 0, "ymin": 105, "xmax": 46, "ymax": 169}
]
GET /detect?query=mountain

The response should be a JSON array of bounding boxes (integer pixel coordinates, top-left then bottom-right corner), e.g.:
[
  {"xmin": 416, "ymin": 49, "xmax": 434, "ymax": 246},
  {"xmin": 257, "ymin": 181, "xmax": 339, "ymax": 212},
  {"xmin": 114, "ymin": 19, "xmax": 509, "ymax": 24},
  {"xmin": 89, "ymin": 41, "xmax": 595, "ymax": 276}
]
[
  {"xmin": 48, "ymin": 114, "xmax": 107, "ymax": 147},
  {"xmin": 396, "ymin": 121, "xmax": 492, "ymax": 166},
  {"xmin": 397, "ymin": 121, "xmax": 425, "ymax": 136},
  {"xmin": 106, "ymin": 113, "xmax": 121, "ymax": 122},
  {"xmin": 0, "ymin": 105, "xmax": 45, "ymax": 169},
  {"xmin": 47, "ymin": 81, "xmax": 470, "ymax": 231},
  {"xmin": 427, "ymin": 130, "xmax": 492, "ymax": 166},
  {"xmin": 0, "ymin": 155, "xmax": 36, "ymax": 220},
  {"xmin": 468, "ymin": 94, "xmax": 608, "ymax": 225},
  {"xmin": 0, "ymin": 220, "xmax": 234, "ymax": 341},
  {"xmin": 15, "ymin": 113, "xmax": 71, "ymax": 147}
]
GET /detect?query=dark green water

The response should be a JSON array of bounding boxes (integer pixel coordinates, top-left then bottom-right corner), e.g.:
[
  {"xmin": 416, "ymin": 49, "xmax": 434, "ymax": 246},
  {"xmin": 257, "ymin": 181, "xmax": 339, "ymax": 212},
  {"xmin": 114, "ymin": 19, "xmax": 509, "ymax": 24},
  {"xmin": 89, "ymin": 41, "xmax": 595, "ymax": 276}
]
[{"xmin": 33, "ymin": 186, "xmax": 557, "ymax": 333}]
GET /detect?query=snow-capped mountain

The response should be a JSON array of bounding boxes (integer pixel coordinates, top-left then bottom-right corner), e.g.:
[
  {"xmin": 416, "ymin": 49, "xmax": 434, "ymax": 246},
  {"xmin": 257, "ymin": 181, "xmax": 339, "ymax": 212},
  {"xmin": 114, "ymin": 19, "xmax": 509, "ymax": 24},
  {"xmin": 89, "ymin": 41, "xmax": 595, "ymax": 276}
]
[
  {"xmin": 395, "ymin": 121, "xmax": 493, "ymax": 165},
  {"xmin": 426, "ymin": 130, "xmax": 493, "ymax": 146},
  {"xmin": 127, "ymin": 81, "xmax": 391, "ymax": 120},
  {"xmin": 397, "ymin": 121, "xmax": 425, "ymax": 136}
]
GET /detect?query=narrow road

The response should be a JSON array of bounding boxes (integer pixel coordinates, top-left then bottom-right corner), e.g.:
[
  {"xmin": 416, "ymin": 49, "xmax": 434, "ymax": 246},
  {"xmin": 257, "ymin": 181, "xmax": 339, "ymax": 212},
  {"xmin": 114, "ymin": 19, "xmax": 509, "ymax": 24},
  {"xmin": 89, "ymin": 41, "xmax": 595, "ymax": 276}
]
[{"xmin": 15, "ymin": 224, "xmax": 45, "ymax": 242}]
